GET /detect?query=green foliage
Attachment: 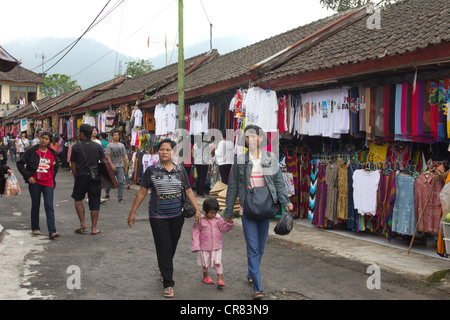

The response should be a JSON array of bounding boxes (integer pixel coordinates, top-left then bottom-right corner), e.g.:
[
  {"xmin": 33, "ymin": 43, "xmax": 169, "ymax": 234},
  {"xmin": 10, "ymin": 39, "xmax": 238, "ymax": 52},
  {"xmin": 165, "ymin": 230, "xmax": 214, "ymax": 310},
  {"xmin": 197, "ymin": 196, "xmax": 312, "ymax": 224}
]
[
  {"xmin": 119, "ymin": 59, "xmax": 154, "ymax": 78},
  {"xmin": 320, "ymin": 0, "xmax": 396, "ymax": 12},
  {"xmin": 42, "ymin": 73, "xmax": 79, "ymax": 97}
]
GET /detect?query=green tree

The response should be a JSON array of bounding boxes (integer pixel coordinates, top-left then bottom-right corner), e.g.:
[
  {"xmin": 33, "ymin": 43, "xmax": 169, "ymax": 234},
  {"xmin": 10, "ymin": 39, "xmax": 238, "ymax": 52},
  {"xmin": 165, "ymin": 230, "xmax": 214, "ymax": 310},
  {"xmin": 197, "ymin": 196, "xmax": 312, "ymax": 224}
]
[
  {"xmin": 120, "ymin": 59, "xmax": 154, "ymax": 78},
  {"xmin": 42, "ymin": 73, "xmax": 79, "ymax": 97},
  {"xmin": 320, "ymin": 0, "xmax": 396, "ymax": 12}
]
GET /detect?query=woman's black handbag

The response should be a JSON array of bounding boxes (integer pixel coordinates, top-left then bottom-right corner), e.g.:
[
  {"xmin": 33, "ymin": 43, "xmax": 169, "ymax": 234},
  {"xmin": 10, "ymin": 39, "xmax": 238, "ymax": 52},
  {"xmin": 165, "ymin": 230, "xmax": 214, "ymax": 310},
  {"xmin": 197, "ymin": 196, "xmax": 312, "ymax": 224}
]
[
  {"xmin": 180, "ymin": 170, "xmax": 196, "ymax": 218},
  {"xmin": 242, "ymin": 163, "xmax": 276, "ymax": 221},
  {"xmin": 243, "ymin": 186, "xmax": 277, "ymax": 221}
]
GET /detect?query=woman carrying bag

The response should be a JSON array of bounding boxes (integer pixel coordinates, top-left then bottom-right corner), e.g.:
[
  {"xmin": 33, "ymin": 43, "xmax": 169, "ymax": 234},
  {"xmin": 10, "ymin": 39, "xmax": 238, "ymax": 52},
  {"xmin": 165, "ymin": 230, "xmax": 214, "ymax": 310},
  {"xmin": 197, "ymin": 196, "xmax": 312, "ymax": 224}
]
[
  {"xmin": 223, "ymin": 125, "xmax": 293, "ymax": 299},
  {"xmin": 17, "ymin": 131, "xmax": 59, "ymax": 239},
  {"xmin": 127, "ymin": 138, "xmax": 201, "ymax": 298}
]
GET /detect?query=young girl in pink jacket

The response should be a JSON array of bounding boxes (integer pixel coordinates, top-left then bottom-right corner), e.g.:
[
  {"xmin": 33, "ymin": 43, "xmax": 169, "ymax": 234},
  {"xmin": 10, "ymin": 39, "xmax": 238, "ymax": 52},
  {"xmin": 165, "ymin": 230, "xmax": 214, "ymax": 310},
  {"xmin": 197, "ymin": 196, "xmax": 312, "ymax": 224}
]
[{"xmin": 191, "ymin": 197, "xmax": 234, "ymax": 287}]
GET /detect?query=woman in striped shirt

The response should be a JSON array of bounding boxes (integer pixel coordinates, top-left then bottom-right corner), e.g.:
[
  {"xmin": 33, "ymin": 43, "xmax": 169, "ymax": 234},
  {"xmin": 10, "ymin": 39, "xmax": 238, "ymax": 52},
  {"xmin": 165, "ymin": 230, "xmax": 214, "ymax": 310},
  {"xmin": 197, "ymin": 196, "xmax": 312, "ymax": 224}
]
[{"xmin": 127, "ymin": 139, "xmax": 201, "ymax": 298}]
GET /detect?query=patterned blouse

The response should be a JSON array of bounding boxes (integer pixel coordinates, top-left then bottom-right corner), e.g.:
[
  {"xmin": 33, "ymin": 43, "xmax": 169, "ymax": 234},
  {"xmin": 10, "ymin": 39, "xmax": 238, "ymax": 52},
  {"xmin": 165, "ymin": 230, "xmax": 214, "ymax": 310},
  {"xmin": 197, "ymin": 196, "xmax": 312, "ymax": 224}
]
[{"xmin": 140, "ymin": 161, "xmax": 191, "ymax": 219}]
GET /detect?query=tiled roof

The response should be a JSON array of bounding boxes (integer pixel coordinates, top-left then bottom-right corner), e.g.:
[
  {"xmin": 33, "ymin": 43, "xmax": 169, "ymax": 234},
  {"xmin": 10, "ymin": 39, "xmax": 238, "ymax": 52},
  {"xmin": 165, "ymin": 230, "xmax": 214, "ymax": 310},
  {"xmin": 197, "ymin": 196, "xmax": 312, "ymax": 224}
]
[
  {"xmin": 148, "ymin": 0, "xmax": 449, "ymax": 101},
  {"xmin": 41, "ymin": 77, "xmax": 126, "ymax": 116},
  {"xmin": 0, "ymin": 65, "xmax": 44, "ymax": 84},
  {"xmin": 72, "ymin": 50, "xmax": 218, "ymax": 111},
  {"xmin": 146, "ymin": 9, "xmax": 352, "ymax": 102},
  {"xmin": 258, "ymin": 0, "xmax": 450, "ymax": 84}
]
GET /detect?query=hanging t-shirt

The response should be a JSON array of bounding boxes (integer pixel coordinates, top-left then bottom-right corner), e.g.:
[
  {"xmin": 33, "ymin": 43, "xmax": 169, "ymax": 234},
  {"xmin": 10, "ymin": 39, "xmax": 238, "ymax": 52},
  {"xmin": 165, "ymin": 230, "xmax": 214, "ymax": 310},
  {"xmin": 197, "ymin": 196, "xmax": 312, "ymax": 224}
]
[
  {"xmin": 33, "ymin": 149, "xmax": 56, "ymax": 187},
  {"xmin": 154, "ymin": 103, "xmax": 178, "ymax": 135},
  {"xmin": 244, "ymin": 87, "xmax": 278, "ymax": 132},
  {"xmin": 133, "ymin": 108, "xmax": 143, "ymax": 128},
  {"xmin": 142, "ymin": 153, "xmax": 152, "ymax": 173},
  {"xmin": 189, "ymin": 103, "xmax": 209, "ymax": 135},
  {"xmin": 352, "ymin": 169, "xmax": 380, "ymax": 216}
]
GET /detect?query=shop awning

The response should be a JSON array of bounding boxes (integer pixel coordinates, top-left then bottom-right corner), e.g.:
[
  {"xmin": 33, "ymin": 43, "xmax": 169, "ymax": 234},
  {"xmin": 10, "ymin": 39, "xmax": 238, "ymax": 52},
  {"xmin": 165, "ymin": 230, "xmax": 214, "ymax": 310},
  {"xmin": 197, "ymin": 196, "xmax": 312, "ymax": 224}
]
[{"xmin": 0, "ymin": 44, "xmax": 20, "ymax": 72}]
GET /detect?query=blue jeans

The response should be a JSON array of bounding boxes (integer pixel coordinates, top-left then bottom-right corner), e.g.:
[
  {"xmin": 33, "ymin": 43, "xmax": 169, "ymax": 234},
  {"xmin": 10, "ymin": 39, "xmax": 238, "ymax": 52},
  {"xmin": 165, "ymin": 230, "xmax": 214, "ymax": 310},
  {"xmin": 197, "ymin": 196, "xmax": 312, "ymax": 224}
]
[
  {"xmin": 105, "ymin": 167, "xmax": 124, "ymax": 199},
  {"xmin": 9, "ymin": 147, "xmax": 16, "ymax": 163},
  {"xmin": 241, "ymin": 215, "xmax": 270, "ymax": 293},
  {"xmin": 28, "ymin": 183, "xmax": 56, "ymax": 235}
]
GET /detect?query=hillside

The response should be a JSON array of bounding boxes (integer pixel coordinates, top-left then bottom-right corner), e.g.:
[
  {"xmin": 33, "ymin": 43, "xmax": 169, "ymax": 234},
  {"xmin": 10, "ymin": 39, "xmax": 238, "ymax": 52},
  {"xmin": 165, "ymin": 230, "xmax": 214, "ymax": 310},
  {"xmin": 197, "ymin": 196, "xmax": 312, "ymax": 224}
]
[{"xmin": 3, "ymin": 36, "xmax": 250, "ymax": 90}]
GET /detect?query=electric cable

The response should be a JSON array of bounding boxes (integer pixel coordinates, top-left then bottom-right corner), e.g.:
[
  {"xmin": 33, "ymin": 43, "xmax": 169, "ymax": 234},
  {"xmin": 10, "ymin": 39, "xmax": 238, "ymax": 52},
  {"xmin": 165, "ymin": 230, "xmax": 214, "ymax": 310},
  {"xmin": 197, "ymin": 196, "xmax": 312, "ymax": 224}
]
[
  {"xmin": 32, "ymin": 0, "xmax": 124, "ymax": 73},
  {"xmin": 43, "ymin": 0, "xmax": 115, "ymax": 74}
]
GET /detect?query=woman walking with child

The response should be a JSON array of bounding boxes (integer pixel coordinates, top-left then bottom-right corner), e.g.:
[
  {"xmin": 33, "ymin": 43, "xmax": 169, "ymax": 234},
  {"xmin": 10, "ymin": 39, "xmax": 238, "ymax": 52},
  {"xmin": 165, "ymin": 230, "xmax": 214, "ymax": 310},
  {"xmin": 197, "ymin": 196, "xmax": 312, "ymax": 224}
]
[
  {"xmin": 223, "ymin": 125, "xmax": 293, "ymax": 299},
  {"xmin": 127, "ymin": 138, "xmax": 201, "ymax": 298}
]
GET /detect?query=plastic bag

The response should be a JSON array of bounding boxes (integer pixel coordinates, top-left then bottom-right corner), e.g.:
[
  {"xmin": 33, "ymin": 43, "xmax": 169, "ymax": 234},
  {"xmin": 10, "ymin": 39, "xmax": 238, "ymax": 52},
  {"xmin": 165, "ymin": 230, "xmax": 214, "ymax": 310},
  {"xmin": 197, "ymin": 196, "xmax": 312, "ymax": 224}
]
[
  {"xmin": 5, "ymin": 174, "xmax": 21, "ymax": 197},
  {"xmin": 274, "ymin": 210, "xmax": 294, "ymax": 235}
]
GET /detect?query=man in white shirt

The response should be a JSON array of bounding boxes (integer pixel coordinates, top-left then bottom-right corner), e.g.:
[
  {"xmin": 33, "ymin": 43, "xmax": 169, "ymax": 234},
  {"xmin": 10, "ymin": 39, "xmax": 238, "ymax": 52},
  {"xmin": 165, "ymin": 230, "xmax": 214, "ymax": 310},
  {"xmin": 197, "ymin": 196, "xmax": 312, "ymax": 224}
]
[
  {"xmin": 193, "ymin": 135, "xmax": 212, "ymax": 197},
  {"xmin": 31, "ymin": 129, "xmax": 42, "ymax": 146},
  {"xmin": 211, "ymin": 129, "xmax": 234, "ymax": 184}
]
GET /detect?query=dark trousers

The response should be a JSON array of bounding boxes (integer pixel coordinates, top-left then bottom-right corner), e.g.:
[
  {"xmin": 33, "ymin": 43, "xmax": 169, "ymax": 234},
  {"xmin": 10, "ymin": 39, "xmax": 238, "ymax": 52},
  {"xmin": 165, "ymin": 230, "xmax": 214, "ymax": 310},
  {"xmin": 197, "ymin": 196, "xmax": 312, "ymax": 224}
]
[
  {"xmin": 29, "ymin": 183, "xmax": 56, "ymax": 235},
  {"xmin": 219, "ymin": 164, "xmax": 232, "ymax": 184},
  {"xmin": 149, "ymin": 215, "xmax": 185, "ymax": 288},
  {"xmin": 195, "ymin": 164, "xmax": 208, "ymax": 196}
]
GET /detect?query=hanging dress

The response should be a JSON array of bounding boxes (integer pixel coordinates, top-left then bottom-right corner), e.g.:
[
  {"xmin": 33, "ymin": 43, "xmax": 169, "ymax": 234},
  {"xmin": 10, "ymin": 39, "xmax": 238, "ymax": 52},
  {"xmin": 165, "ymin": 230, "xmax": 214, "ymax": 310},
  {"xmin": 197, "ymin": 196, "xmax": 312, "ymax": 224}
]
[
  {"xmin": 308, "ymin": 161, "xmax": 318, "ymax": 222},
  {"xmin": 284, "ymin": 147, "xmax": 299, "ymax": 218},
  {"xmin": 391, "ymin": 174, "xmax": 416, "ymax": 236},
  {"xmin": 313, "ymin": 162, "xmax": 327, "ymax": 228},
  {"xmin": 347, "ymin": 162, "xmax": 360, "ymax": 230},
  {"xmin": 376, "ymin": 170, "xmax": 396, "ymax": 241},
  {"xmin": 325, "ymin": 162, "xmax": 339, "ymax": 224},
  {"xmin": 337, "ymin": 161, "xmax": 349, "ymax": 220},
  {"xmin": 299, "ymin": 152, "xmax": 311, "ymax": 219}
]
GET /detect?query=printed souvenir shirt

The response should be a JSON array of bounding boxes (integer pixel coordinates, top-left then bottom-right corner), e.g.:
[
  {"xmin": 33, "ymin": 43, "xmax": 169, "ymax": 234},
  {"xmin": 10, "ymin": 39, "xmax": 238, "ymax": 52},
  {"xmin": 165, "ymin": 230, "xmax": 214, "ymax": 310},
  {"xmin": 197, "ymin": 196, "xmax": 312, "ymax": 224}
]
[
  {"xmin": 33, "ymin": 148, "xmax": 56, "ymax": 187},
  {"xmin": 140, "ymin": 161, "xmax": 191, "ymax": 219}
]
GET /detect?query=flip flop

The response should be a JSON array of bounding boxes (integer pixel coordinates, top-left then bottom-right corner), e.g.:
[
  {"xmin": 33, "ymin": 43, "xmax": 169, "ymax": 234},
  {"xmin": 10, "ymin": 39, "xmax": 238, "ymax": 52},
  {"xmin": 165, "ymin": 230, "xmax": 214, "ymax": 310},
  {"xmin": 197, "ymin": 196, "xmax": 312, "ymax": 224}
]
[
  {"xmin": 91, "ymin": 229, "xmax": 102, "ymax": 235},
  {"xmin": 163, "ymin": 287, "xmax": 174, "ymax": 298},
  {"xmin": 49, "ymin": 233, "xmax": 60, "ymax": 240},
  {"xmin": 74, "ymin": 227, "xmax": 87, "ymax": 234}
]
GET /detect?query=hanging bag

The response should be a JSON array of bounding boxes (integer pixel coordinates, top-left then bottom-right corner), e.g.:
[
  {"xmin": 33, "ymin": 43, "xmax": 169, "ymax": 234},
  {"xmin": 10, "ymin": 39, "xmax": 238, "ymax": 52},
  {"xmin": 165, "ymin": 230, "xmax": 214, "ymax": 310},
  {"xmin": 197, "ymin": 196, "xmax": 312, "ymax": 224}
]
[
  {"xmin": 79, "ymin": 141, "xmax": 101, "ymax": 183},
  {"xmin": 274, "ymin": 209, "xmax": 294, "ymax": 235},
  {"xmin": 5, "ymin": 173, "xmax": 21, "ymax": 197},
  {"xmin": 180, "ymin": 169, "xmax": 196, "ymax": 218}
]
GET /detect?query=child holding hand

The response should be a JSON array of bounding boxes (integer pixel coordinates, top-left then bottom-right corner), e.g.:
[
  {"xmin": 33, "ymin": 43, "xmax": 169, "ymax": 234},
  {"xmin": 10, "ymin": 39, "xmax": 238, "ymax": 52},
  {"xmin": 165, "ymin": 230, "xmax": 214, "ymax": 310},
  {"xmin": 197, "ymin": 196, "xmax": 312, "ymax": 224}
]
[{"xmin": 191, "ymin": 197, "xmax": 234, "ymax": 287}]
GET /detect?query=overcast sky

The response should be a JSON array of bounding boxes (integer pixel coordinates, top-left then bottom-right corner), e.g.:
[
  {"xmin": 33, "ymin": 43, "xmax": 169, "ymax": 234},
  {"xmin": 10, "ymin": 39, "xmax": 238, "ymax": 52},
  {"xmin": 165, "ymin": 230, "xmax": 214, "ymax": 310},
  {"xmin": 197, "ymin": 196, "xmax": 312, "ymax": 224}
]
[{"xmin": 1, "ymin": 0, "xmax": 334, "ymax": 59}]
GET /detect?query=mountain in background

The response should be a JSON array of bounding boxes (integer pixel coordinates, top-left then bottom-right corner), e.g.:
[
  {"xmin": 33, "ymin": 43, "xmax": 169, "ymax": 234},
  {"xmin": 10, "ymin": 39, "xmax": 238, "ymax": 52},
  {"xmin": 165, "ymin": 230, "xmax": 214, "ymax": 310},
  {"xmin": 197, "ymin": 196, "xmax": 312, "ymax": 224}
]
[{"xmin": 3, "ymin": 35, "xmax": 251, "ymax": 90}]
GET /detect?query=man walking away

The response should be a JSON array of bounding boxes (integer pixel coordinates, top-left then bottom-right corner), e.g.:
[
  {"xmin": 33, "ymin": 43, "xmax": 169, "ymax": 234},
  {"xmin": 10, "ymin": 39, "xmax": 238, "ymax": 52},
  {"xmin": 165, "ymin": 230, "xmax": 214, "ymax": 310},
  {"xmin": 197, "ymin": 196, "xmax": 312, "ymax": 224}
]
[
  {"xmin": 70, "ymin": 124, "xmax": 105, "ymax": 235},
  {"xmin": 104, "ymin": 129, "xmax": 127, "ymax": 203}
]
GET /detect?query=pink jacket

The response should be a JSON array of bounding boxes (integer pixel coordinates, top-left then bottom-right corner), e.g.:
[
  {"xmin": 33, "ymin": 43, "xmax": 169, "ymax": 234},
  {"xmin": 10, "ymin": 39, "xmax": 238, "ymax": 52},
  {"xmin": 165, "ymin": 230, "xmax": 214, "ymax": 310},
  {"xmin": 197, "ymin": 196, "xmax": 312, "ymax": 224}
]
[{"xmin": 191, "ymin": 214, "xmax": 234, "ymax": 252}]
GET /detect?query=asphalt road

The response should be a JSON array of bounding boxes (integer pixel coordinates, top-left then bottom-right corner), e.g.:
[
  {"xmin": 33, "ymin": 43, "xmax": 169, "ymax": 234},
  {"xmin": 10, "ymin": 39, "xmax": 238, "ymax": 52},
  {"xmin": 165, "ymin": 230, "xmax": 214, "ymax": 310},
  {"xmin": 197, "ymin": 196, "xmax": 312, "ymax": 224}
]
[{"xmin": 0, "ymin": 167, "xmax": 448, "ymax": 302}]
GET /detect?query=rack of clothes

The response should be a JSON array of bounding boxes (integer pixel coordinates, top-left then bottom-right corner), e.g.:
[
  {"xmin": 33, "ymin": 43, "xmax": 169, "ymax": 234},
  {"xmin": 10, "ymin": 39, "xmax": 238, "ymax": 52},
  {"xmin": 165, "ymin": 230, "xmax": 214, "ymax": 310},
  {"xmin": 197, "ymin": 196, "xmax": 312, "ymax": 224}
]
[{"xmin": 302, "ymin": 141, "xmax": 447, "ymax": 244}]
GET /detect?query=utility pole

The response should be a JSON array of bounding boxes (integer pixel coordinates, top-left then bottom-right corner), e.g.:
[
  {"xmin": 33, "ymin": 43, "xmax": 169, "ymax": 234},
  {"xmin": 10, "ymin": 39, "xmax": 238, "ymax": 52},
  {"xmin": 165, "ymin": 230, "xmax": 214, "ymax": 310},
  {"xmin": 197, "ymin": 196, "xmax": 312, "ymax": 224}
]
[{"xmin": 178, "ymin": 0, "xmax": 185, "ymax": 130}]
